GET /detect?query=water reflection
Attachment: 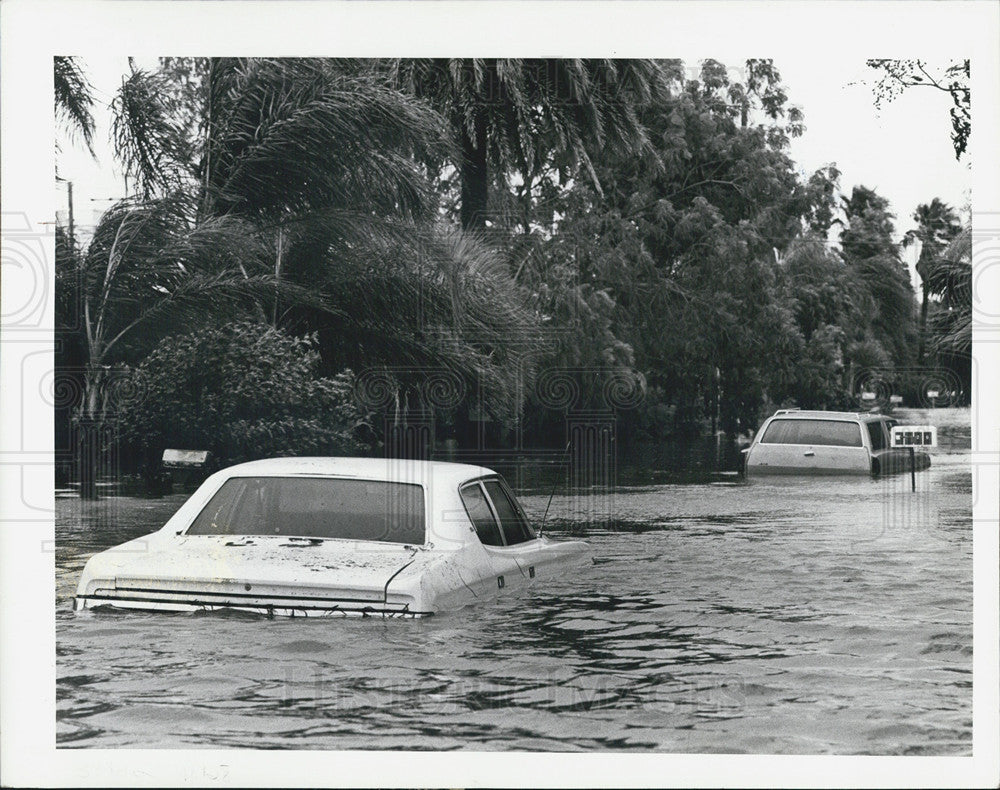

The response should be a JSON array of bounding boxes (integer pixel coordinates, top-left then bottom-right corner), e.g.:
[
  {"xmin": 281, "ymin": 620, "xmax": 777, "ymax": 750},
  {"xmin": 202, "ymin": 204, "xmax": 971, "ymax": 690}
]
[{"xmin": 56, "ymin": 408, "xmax": 972, "ymax": 753}]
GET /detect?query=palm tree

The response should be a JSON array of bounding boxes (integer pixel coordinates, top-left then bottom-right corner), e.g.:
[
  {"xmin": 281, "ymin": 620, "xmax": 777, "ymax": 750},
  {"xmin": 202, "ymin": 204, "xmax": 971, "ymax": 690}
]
[
  {"xmin": 924, "ymin": 226, "xmax": 971, "ymax": 355},
  {"xmin": 904, "ymin": 198, "xmax": 962, "ymax": 362},
  {"xmin": 839, "ymin": 186, "xmax": 917, "ymax": 369},
  {"xmin": 388, "ymin": 59, "xmax": 667, "ymax": 231},
  {"xmin": 65, "ymin": 193, "xmax": 269, "ymax": 497},
  {"xmin": 108, "ymin": 58, "xmax": 450, "ymax": 322},
  {"xmin": 178, "ymin": 58, "xmax": 545, "ymax": 408},
  {"xmin": 919, "ymin": 225, "xmax": 972, "ymax": 404},
  {"xmin": 64, "ymin": 58, "xmax": 546, "ymax": 494},
  {"xmin": 54, "ymin": 56, "xmax": 96, "ymax": 155}
]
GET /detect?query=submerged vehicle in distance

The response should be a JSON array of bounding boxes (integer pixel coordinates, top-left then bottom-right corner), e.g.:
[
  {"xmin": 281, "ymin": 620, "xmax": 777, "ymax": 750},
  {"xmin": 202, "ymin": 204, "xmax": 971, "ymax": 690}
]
[
  {"xmin": 75, "ymin": 458, "xmax": 591, "ymax": 618},
  {"xmin": 742, "ymin": 409, "xmax": 932, "ymax": 476}
]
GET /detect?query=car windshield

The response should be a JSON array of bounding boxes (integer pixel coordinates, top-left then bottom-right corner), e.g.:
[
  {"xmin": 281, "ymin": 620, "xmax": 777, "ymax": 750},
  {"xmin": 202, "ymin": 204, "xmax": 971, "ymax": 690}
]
[{"xmin": 186, "ymin": 476, "xmax": 425, "ymax": 544}]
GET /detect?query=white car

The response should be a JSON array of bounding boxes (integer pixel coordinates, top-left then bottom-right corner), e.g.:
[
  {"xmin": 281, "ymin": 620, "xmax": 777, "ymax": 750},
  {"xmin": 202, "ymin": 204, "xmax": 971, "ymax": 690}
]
[
  {"xmin": 743, "ymin": 409, "xmax": 932, "ymax": 476},
  {"xmin": 74, "ymin": 457, "xmax": 591, "ymax": 618}
]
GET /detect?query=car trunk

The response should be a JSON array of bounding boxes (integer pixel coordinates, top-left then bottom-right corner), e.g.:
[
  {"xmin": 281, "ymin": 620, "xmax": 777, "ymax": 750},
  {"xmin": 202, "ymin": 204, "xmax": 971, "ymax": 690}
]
[{"xmin": 77, "ymin": 535, "xmax": 427, "ymax": 616}]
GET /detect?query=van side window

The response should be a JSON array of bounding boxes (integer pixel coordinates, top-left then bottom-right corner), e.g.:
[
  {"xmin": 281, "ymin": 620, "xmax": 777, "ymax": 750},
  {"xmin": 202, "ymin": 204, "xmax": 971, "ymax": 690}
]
[
  {"xmin": 867, "ymin": 421, "xmax": 888, "ymax": 451},
  {"xmin": 761, "ymin": 419, "xmax": 863, "ymax": 447}
]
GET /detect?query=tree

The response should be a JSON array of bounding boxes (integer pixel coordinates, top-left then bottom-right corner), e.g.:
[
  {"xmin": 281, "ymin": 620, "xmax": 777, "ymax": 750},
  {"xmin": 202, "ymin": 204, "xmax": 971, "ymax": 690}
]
[
  {"xmin": 389, "ymin": 59, "xmax": 667, "ymax": 230},
  {"xmin": 598, "ymin": 59, "xmax": 808, "ymax": 431},
  {"xmin": 110, "ymin": 66, "xmax": 194, "ymax": 198},
  {"xmin": 61, "ymin": 193, "xmax": 311, "ymax": 497},
  {"xmin": 838, "ymin": 186, "xmax": 917, "ymax": 373},
  {"xmin": 776, "ymin": 237, "xmax": 856, "ymax": 408},
  {"xmin": 175, "ymin": 58, "xmax": 544, "ymax": 423},
  {"xmin": 119, "ymin": 322, "xmax": 375, "ymax": 469},
  {"xmin": 924, "ymin": 227, "xmax": 972, "ymax": 353},
  {"xmin": 111, "ymin": 59, "xmax": 446, "ymax": 221},
  {"xmin": 799, "ymin": 164, "xmax": 842, "ymax": 236},
  {"xmin": 94, "ymin": 57, "xmax": 538, "ymax": 385},
  {"xmin": 926, "ymin": 226, "xmax": 973, "ymax": 403},
  {"xmin": 54, "ymin": 55, "xmax": 95, "ymax": 155},
  {"xmin": 510, "ymin": 60, "xmax": 816, "ymax": 437},
  {"xmin": 904, "ymin": 198, "xmax": 962, "ymax": 362},
  {"xmin": 920, "ymin": 226, "xmax": 972, "ymax": 404},
  {"xmin": 60, "ymin": 58, "xmax": 546, "ymax": 494},
  {"xmin": 866, "ymin": 59, "xmax": 971, "ymax": 160}
]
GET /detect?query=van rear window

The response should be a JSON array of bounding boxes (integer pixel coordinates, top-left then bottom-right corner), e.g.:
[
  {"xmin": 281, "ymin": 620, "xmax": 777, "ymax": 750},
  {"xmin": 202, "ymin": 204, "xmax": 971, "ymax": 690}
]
[
  {"xmin": 186, "ymin": 477, "xmax": 425, "ymax": 543},
  {"xmin": 761, "ymin": 419, "xmax": 863, "ymax": 447}
]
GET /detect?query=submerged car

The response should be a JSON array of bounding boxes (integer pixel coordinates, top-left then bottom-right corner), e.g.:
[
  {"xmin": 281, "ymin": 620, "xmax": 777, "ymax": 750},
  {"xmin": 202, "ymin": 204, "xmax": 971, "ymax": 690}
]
[
  {"xmin": 743, "ymin": 409, "xmax": 932, "ymax": 476},
  {"xmin": 75, "ymin": 457, "xmax": 591, "ymax": 618}
]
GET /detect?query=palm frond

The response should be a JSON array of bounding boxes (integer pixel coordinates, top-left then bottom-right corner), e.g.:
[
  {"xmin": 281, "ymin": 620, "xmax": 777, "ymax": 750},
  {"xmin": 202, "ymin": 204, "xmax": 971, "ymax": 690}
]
[
  {"xmin": 926, "ymin": 226, "xmax": 972, "ymax": 355},
  {"xmin": 388, "ymin": 58, "xmax": 668, "ymax": 189},
  {"xmin": 111, "ymin": 68, "xmax": 193, "ymax": 198},
  {"xmin": 54, "ymin": 56, "xmax": 96, "ymax": 154},
  {"xmin": 273, "ymin": 214, "xmax": 546, "ymax": 422},
  {"xmin": 205, "ymin": 59, "xmax": 450, "ymax": 220}
]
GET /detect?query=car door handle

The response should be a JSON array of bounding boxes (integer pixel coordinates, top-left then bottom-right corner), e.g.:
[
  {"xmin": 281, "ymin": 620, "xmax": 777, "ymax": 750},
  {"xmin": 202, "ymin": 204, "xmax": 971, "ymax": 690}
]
[{"xmin": 803, "ymin": 450, "xmax": 815, "ymax": 456}]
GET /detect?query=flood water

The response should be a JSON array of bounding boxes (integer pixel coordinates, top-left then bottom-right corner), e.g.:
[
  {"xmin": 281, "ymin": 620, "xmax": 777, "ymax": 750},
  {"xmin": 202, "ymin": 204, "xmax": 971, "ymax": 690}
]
[{"xmin": 56, "ymin": 408, "xmax": 972, "ymax": 753}]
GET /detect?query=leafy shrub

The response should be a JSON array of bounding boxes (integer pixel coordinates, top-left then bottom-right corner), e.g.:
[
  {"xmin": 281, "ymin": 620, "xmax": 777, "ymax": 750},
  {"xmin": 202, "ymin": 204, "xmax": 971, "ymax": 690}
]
[{"xmin": 120, "ymin": 322, "xmax": 375, "ymax": 466}]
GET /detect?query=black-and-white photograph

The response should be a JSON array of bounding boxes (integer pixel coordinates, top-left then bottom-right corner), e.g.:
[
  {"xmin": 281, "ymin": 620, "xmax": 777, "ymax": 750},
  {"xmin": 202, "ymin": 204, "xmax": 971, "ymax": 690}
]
[{"xmin": 2, "ymin": 1, "xmax": 998, "ymax": 787}]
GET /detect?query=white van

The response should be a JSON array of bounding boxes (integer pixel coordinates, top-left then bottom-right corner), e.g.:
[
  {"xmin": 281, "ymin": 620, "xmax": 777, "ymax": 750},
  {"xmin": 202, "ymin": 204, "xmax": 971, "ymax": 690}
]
[{"xmin": 743, "ymin": 409, "xmax": 932, "ymax": 476}]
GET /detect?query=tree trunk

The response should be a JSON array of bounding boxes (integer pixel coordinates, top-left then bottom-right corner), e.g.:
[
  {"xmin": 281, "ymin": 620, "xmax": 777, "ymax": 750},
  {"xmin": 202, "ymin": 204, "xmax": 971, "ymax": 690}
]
[
  {"xmin": 917, "ymin": 283, "xmax": 930, "ymax": 364},
  {"xmin": 273, "ymin": 227, "xmax": 284, "ymax": 326},
  {"xmin": 76, "ymin": 423, "xmax": 98, "ymax": 500},
  {"xmin": 459, "ymin": 113, "xmax": 489, "ymax": 231},
  {"xmin": 77, "ymin": 370, "xmax": 102, "ymax": 499},
  {"xmin": 199, "ymin": 57, "xmax": 217, "ymax": 222}
]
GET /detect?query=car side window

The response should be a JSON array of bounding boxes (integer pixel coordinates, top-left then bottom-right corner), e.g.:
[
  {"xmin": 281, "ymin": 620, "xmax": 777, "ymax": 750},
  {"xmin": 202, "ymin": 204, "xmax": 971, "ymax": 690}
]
[
  {"xmin": 460, "ymin": 482, "xmax": 504, "ymax": 546},
  {"xmin": 483, "ymin": 479, "xmax": 535, "ymax": 545}
]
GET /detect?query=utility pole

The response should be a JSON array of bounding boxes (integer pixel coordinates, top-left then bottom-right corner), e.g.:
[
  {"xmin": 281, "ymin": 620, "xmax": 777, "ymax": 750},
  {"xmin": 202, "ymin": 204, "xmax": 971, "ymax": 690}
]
[
  {"xmin": 66, "ymin": 180, "xmax": 75, "ymax": 245},
  {"xmin": 55, "ymin": 177, "xmax": 75, "ymax": 244}
]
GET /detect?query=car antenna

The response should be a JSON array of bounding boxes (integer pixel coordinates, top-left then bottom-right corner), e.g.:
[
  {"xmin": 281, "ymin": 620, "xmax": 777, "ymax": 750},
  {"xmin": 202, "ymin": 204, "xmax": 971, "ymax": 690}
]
[{"xmin": 538, "ymin": 441, "xmax": 571, "ymax": 539}]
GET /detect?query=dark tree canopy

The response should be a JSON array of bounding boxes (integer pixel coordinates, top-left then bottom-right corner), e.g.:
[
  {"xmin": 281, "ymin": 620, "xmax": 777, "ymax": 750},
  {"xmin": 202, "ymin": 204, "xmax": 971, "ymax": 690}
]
[
  {"xmin": 56, "ymin": 55, "xmax": 971, "ymax": 497},
  {"xmin": 389, "ymin": 59, "xmax": 669, "ymax": 230}
]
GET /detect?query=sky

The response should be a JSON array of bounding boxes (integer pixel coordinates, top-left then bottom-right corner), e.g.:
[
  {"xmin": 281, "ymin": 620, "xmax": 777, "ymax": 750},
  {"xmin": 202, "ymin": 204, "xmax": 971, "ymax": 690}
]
[
  {"xmin": 781, "ymin": 55, "xmax": 970, "ymax": 231},
  {"xmin": 56, "ymin": 54, "xmax": 971, "ymax": 287}
]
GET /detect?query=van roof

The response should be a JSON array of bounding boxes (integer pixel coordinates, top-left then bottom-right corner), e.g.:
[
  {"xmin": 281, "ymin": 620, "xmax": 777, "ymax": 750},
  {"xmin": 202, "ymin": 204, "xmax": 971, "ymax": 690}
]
[{"xmin": 770, "ymin": 409, "xmax": 886, "ymax": 421}]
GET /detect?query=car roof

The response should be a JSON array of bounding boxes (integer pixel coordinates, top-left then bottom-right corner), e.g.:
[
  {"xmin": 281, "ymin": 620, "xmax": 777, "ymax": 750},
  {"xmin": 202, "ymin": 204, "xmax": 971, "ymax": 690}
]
[
  {"xmin": 159, "ymin": 457, "xmax": 503, "ymax": 546},
  {"xmin": 768, "ymin": 409, "xmax": 887, "ymax": 421},
  {"xmin": 215, "ymin": 456, "xmax": 498, "ymax": 488}
]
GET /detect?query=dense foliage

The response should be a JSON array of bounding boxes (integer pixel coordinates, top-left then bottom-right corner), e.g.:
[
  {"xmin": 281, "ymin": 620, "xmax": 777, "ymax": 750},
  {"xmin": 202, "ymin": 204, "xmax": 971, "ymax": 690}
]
[
  {"xmin": 119, "ymin": 323, "xmax": 374, "ymax": 466},
  {"xmin": 54, "ymin": 56, "xmax": 971, "ymax": 493}
]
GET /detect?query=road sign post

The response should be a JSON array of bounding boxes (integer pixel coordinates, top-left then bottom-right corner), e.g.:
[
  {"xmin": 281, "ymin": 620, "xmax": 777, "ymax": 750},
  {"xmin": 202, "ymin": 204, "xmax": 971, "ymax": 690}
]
[{"xmin": 890, "ymin": 426, "xmax": 937, "ymax": 492}]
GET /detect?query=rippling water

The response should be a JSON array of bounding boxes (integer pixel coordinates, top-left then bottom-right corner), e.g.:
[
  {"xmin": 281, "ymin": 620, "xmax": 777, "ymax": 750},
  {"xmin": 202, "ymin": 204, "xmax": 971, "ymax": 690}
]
[{"xmin": 56, "ymin": 408, "xmax": 972, "ymax": 753}]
